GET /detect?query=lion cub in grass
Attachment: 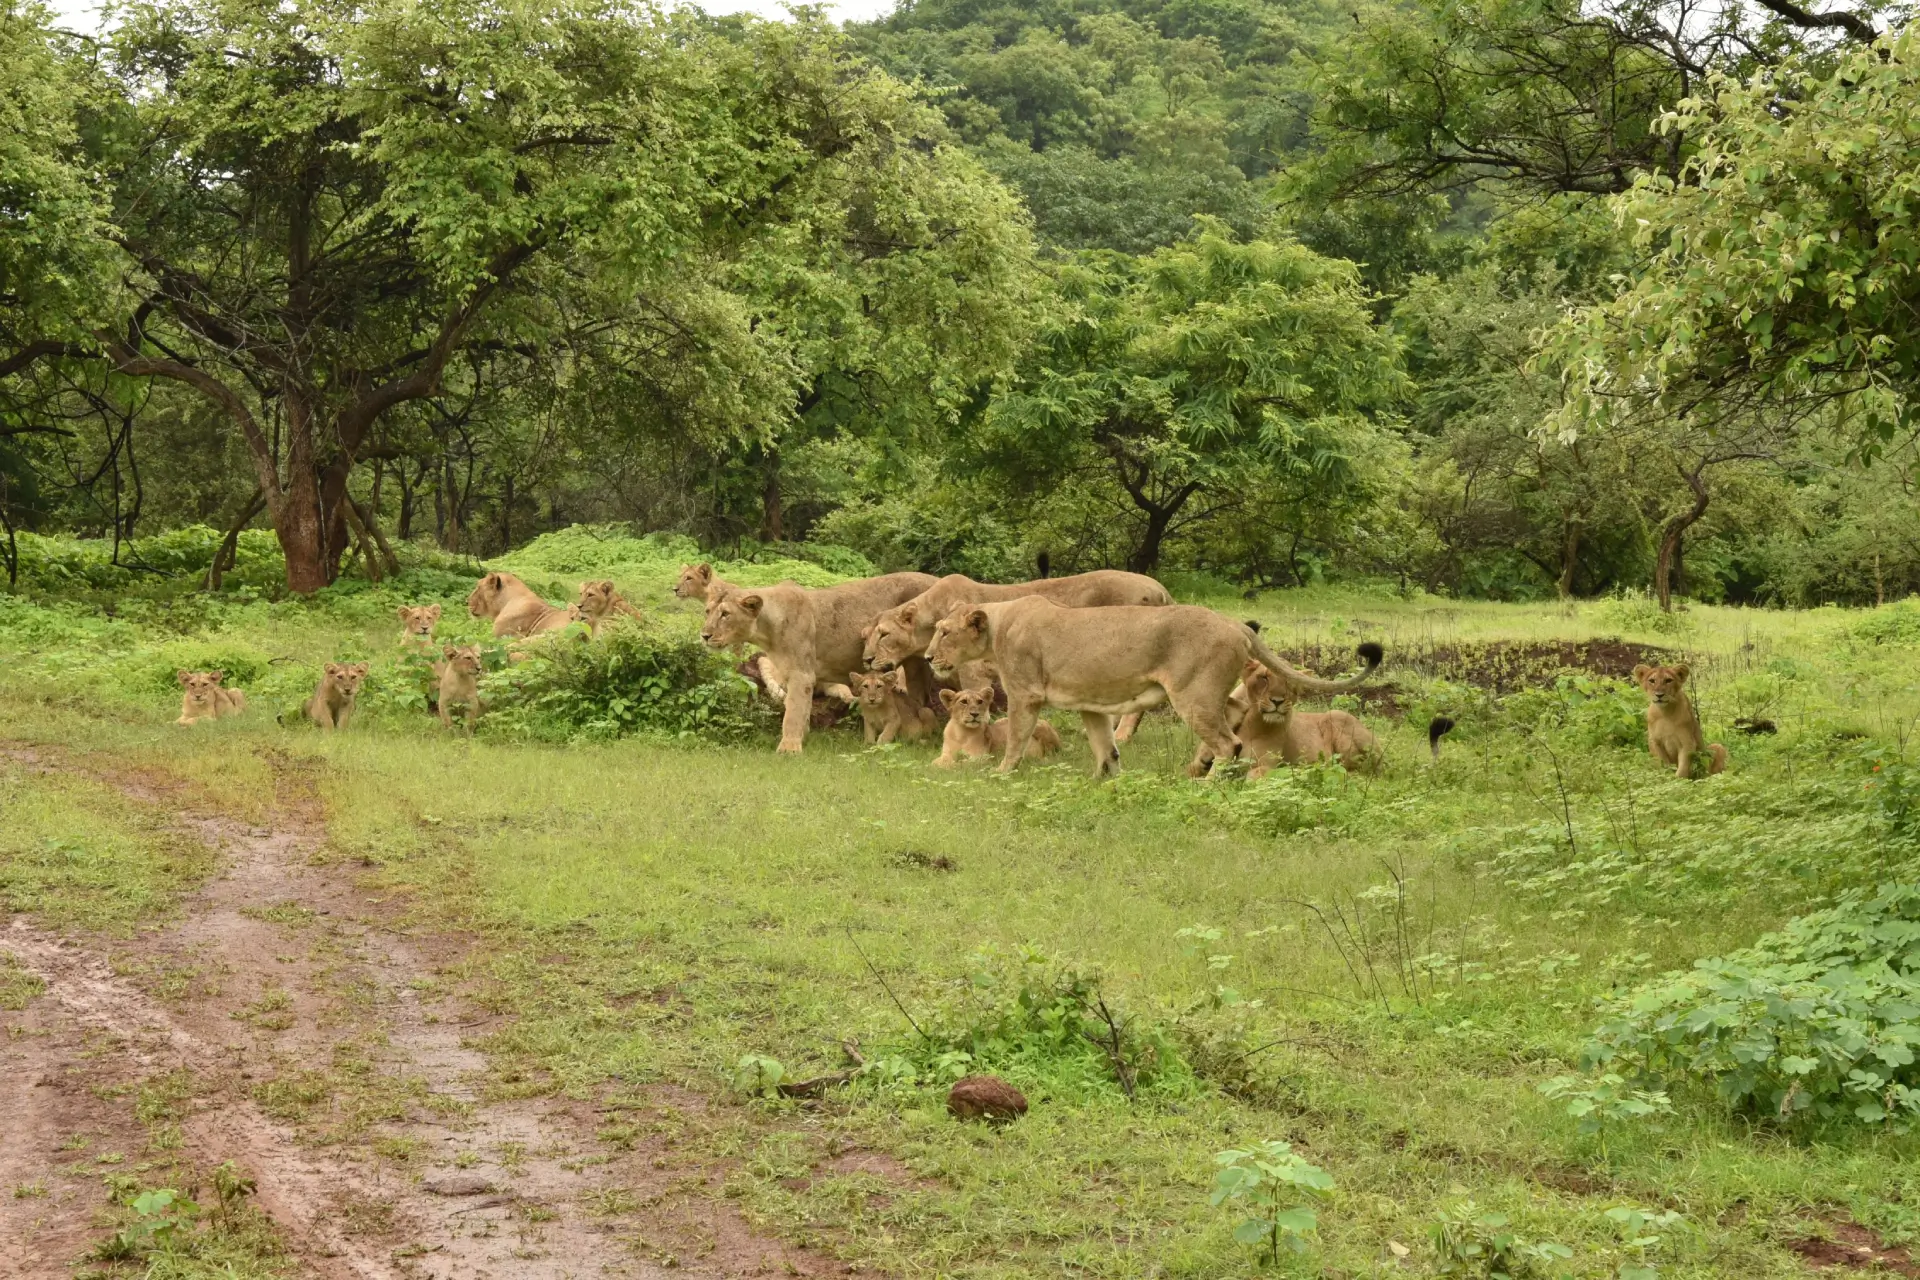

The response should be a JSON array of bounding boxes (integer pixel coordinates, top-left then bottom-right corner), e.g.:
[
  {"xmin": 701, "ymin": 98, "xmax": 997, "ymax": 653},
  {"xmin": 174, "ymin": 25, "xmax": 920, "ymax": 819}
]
[
  {"xmin": 835, "ymin": 669, "xmax": 936, "ymax": 745},
  {"xmin": 934, "ymin": 687, "xmax": 1060, "ymax": 767},
  {"xmin": 396, "ymin": 604, "xmax": 442, "ymax": 651},
  {"xmin": 1633, "ymin": 662, "xmax": 1726, "ymax": 778},
  {"xmin": 436, "ymin": 645, "xmax": 484, "ymax": 735},
  {"xmin": 176, "ymin": 670, "xmax": 246, "ymax": 725},
  {"xmin": 1233, "ymin": 661, "xmax": 1377, "ymax": 778},
  {"xmin": 301, "ymin": 662, "xmax": 369, "ymax": 730}
]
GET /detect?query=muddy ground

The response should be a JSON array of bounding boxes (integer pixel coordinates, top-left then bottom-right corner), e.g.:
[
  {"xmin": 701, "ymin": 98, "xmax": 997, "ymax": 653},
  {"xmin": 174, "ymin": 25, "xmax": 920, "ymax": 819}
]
[{"xmin": 0, "ymin": 745, "xmax": 879, "ymax": 1279}]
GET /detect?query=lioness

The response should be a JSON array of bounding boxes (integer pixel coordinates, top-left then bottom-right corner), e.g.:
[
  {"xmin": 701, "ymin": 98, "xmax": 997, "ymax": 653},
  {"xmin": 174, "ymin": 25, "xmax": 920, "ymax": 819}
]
[
  {"xmin": 926, "ymin": 597, "xmax": 1382, "ymax": 777},
  {"xmin": 436, "ymin": 645, "xmax": 484, "ymax": 735},
  {"xmin": 576, "ymin": 579, "xmax": 643, "ymax": 632},
  {"xmin": 834, "ymin": 670, "xmax": 937, "ymax": 745},
  {"xmin": 396, "ymin": 604, "xmax": 443, "ymax": 651},
  {"xmin": 468, "ymin": 571, "xmax": 571, "ymax": 638},
  {"xmin": 1232, "ymin": 661, "xmax": 1377, "ymax": 778},
  {"xmin": 176, "ymin": 670, "xmax": 245, "ymax": 725},
  {"xmin": 863, "ymin": 570, "xmax": 1170, "ymax": 741},
  {"xmin": 674, "ymin": 562, "xmax": 733, "ymax": 604},
  {"xmin": 301, "ymin": 662, "xmax": 369, "ymax": 731},
  {"xmin": 934, "ymin": 687, "xmax": 1061, "ymax": 767},
  {"xmin": 701, "ymin": 573, "xmax": 938, "ymax": 753},
  {"xmin": 1633, "ymin": 663, "xmax": 1727, "ymax": 778}
]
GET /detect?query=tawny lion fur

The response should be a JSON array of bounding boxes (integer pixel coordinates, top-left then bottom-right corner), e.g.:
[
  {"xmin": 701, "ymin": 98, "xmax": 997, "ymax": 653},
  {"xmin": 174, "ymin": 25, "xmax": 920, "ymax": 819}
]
[
  {"xmin": 468, "ymin": 571, "xmax": 571, "ymax": 638},
  {"xmin": 674, "ymin": 562, "xmax": 734, "ymax": 604},
  {"xmin": 302, "ymin": 662, "xmax": 369, "ymax": 730},
  {"xmin": 830, "ymin": 669, "xmax": 938, "ymax": 745},
  {"xmin": 175, "ymin": 670, "xmax": 246, "ymax": 725},
  {"xmin": 436, "ymin": 645, "xmax": 484, "ymax": 736},
  {"xmin": 925, "ymin": 597, "xmax": 1381, "ymax": 777},
  {"xmin": 396, "ymin": 604, "xmax": 442, "ymax": 651},
  {"xmin": 1633, "ymin": 662, "xmax": 1727, "ymax": 779},
  {"xmin": 1232, "ymin": 661, "xmax": 1377, "ymax": 778},
  {"xmin": 934, "ymin": 687, "xmax": 1061, "ymax": 767},
  {"xmin": 863, "ymin": 570, "xmax": 1169, "ymax": 742},
  {"xmin": 700, "ymin": 573, "xmax": 938, "ymax": 753},
  {"xmin": 575, "ymin": 579, "xmax": 643, "ymax": 633}
]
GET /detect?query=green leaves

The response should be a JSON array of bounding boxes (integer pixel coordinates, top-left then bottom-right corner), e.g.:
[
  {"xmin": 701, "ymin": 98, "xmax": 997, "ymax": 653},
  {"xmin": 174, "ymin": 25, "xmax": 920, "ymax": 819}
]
[{"xmin": 1210, "ymin": 1139, "xmax": 1335, "ymax": 1264}]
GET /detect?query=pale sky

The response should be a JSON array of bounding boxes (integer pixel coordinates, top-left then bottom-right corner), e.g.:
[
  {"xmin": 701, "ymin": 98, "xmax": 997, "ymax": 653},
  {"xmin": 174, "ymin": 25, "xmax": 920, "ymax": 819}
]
[{"xmin": 41, "ymin": 0, "xmax": 899, "ymax": 35}]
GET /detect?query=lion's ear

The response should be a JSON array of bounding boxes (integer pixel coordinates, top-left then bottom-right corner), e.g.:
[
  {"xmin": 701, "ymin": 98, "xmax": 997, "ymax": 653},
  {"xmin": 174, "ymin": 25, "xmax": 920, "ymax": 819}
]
[
  {"xmin": 899, "ymin": 602, "xmax": 917, "ymax": 624},
  {"xmin": 209, "ymin": 670, "xmax": 224, "ymax": 682},
  {"xmin": 888, "ymin": 669, "xmax": 908, "ymax": 693},
  {"xmin": 859, "ymin": 624, "xmax": 873, "ymax": 641},
  {"xmin": 848, "ymin": 671, "xmax": 866, "ymax": 687},
  {"xmin": 1632, "ymin": 664, "xmax": 1651, "ymax": 686},
  {"xmin": 426, "ymin": 604, "xmax": 441, "ymax": 620},
  {"xmin": 964, "ymin": 608, "xmax": 988, "ymax": 632},
  {"xmin": 939, "ymin": 688, "xmax": 960, "ymax": 709},
  {"xmin": 1242, "ymin": 659, "xmax": 1263, "ymax": 679},
  {"xmin": 738, "ymin": 593, "xmax": 764, "ymax": 615},
  {"xmin": 1671, "ymin": 663, "xmax": 1690, "ymax": 684},
  {"xmin": 397, "ymin": 606, "xmax": 411, "ymax": 621},
  {"xmin": 445, "ymin": 645, "xmax": 459, "ymax": 659},
  {"xmin": 177, "ymin": 669, "xmax": 192, "ymax": 685}
]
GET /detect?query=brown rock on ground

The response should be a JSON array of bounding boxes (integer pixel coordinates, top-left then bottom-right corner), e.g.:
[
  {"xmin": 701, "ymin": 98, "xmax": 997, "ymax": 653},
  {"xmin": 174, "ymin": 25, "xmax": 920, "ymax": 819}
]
[{"xmin": 947, "ymin": 1075, "xmax": 1028, "ymax": 1123}]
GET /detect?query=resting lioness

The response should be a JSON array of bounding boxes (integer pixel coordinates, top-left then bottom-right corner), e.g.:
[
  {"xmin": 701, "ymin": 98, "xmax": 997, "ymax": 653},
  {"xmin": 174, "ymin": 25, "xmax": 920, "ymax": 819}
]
[
  {"xmin": 934, "ymin": 687, "xmax": 1061, "ymax": 767},
  {"xmin": 831, "ymin": 670, "xmax": 937, "ymax": 745},
  {"xmin": 1233, "ymin": 661, "xmax": 1377, "ymax": 778},
  {"xmin": 674, "ymin": 562, "xmax": 735, "ymax": 604},
  {"xmin": 700, "ymin": 572, "xmax": 938, "ymax": 753},
  {"xmin": 468, "ymin": 571, "xmax": 571, "ymax": 638},
  {"xmin": 176, "ymin": 670, "xmax": 246, "ymax": 725},
  {"xmin": 926, "ymin": 597, "xmax": 1381, "ymax": 777},
  {"xmin": 576, "ymin": 579, "xmax": 643, "ymax": 633},
  {"xmin": 300, "ymin": 662, "xmax": 369, "ymax": 730},
  {"xmin": 1633, "ymin": 663, "xmax": 1727, "ymax": 779},
  {"xmin": 864, "ymin": 570, "xmax": 1170, "ymax": 740},
  {"xmin": 396, "ymin": 604, "xmax": 443, "ymax": 651}
]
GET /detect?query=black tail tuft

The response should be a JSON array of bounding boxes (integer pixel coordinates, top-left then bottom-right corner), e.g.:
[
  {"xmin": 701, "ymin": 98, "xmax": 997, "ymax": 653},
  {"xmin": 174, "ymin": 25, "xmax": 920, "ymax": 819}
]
[
  {"xmin": 1036, "ymin": 549, "xmax": 1051, "ymax": 579},
  {"xmin": 1428, "ymin": 715, "xmax": 1455, "ymax": 762},
  {"xmin": 1356, "ymin": 640, "xmax": 1384, "ymax": 669},
  {"xmin": 1244, "ymin": 619, "xmax": 1262, "ymax": 633}
]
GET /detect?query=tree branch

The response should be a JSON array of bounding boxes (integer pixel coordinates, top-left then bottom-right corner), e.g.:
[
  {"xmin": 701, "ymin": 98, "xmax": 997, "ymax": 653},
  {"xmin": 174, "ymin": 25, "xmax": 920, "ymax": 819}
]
[
  {"xmin": 1750, "ymin": 0, "xmax": 1877, "ymax": 42},
  {"xmin": 106, "ymin": 343, "xmax": 283, "ymax": 509}
]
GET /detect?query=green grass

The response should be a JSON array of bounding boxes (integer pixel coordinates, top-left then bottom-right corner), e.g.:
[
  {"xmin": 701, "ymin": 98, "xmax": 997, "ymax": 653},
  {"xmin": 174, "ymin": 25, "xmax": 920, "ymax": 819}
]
[{"xmin": 6, "ymin": 530, "xmax": 1920, "ymax": 1276}]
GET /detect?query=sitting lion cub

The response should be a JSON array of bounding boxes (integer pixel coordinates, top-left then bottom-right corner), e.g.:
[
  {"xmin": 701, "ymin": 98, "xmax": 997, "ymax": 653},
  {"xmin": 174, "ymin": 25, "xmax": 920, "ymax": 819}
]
[
  {"xmin": 396, "ymin": 604, "xmax": 442, "ymax": 651},
  {"xmin": 301, "ymin": 662, "xmax": 369, "ymax": 730},
  {"xmin": 837, "ymin": 670, "xmax": 937, "ymax": 745},
  {"xmin": 176, "ymin": 670, "xmax": 246, "ymax": 725},
  {"xmin": 1233, "ymin": 661, "xmax": 1377, "ymax": 777},
  {"xmin": 1633, "ymin": 662, "xmax": 1726, "ymax": 778},
  {"xmin": 934, "ymin": 687, "xmax": 1061, "ymax": 767},
  {"xmin": 436, "ymin": 645, "xmax": 484, "ymax": 735}
]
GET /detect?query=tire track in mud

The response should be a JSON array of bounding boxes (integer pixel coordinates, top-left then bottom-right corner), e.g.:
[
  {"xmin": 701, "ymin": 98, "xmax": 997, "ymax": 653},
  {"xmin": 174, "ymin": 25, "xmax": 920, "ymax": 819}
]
[{"xmin": 0, "ymin": 747, "xmax": 864, "ymax": 1279}]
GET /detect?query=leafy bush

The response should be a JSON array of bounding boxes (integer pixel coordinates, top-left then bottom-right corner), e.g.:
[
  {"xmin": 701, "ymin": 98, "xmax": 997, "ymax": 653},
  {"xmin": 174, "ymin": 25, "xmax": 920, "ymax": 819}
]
[
  {"xmin": 1853, "ymin": 599, "xmax": 1920, "ymax": 646},
  {"xmin": 1585, "ymin": 882, "xmax": 1920, "ymax": 1125},
  {"xmin": 1592, "ymin": 590, "xmax": 1694, "ymax": 637},
  {"xmin": 1210, "ymin": 1140, "xmax": 1334, "ymax": 1264},
  {"xmin": 486, "ymin": 621, "xmax": 759, "ymax": 741},
  {"xmin": 1429, "ymin": 1203, "xmax": 1572, "ymax": 1278}
]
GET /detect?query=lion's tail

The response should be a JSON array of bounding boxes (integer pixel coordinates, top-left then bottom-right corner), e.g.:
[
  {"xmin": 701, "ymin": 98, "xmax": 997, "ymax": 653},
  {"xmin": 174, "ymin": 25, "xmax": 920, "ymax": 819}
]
[
  {"xmin": 1428, "ymin": 715, "xmax": 1456, "ymax": 763},
  {"xmin": 1707, "ymin": 743, "xmax": 1728, "ymax": 775},
  {"xmin": 1247, "ymin": 634, "xmax": 1383, "ymax": 693}
]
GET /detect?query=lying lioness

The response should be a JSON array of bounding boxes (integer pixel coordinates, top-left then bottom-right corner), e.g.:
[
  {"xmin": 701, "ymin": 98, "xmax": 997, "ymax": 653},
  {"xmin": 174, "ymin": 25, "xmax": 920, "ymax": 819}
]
[
  {"xmin": 468, "ymin": 571, "xmax": 571, "ymax": 638},
  {"xmin": 701, "ymin": 572, "xmax": 938, "ymax": 753},
  {"xmin": 833, "ymin": 670, "xmax": 937, "ymax": 744},
  {"xmin": 926, "ymin": 597, "xmax": 1381, "ymax": 777},
  {"xmin": 1633, "ymin": 663, "xmax": 1726, "ymax": 779},
  {"xmin": 674, "ymin": 562, "xmax": 734, "ymax": 604},
  {"xmin": 576, "ymin": 579, "xmax": 643, "ymax": 633},
  {"xmin": 934, "ymin": 687, "xmax": 1061, "ymax": 767},
  {"xmin": 396, "ymin": 604, "xmax": 442, "ymax": 651},
  {"xmin": 176, "ymin": 670, "xmax": 246, "ymax": 725},
  {"xmin": 1233, "ymin": 661, "xmax": 1377, "ymax": 778},
  {"xmin": 863, "ymin": 570, "xmax": 1169, "ymax": 741}
]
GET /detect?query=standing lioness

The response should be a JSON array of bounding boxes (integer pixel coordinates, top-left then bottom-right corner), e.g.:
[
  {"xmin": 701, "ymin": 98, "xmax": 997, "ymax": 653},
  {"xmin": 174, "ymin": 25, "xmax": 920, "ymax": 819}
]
[
  {"xmin": 701, "ymin": 573, "xmax": 937, "ymax": 753},
  {"xmin": 926, "ymin": 597, "xmax": 1382, "ymax": 777}
]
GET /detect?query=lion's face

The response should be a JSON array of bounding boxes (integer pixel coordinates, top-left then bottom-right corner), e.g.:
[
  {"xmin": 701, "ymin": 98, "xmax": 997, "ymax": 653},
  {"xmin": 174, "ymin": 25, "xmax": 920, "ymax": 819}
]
[
  {"xmin": 847, "ymin": 670, "xmax": 905, "ymax": 710},
  {"xmin": 701, "ymin": 593, "xmax": 760, "ymax": 649},
  {"xmin": 864, "ymin": 605, "xmax": 918, "ymax": 671},
  {"xmin": 577, "ymin": 580, "xmax": 618, "ymax": 618},
  {"xmin": 926, "ymin": 608, "xmax": 989, "ymax": 677},
  {"xmin": 1635, "ymin": 663, "xmax": 1690, "ymax": 706},
  {"xmin": 398, "ymin": 604, "xmax": 442, "ymax": 638},
  {"xmin": 674, "ymin": 564, "xmax": 712, "ymax": 600},
  {"xmin": 442, "ymin": 645, "xmax": 482, "ymax": 677},
  {"xmin": 942, "ymin": 687, "xmax": 994, "ymax": 730},
  {"xmin": 177, "ymin": 669, "xmax": 226, "ymax": 709},
  {"xmin": 1242, "ymin": 665, "xmax": 1295, "ymax": 720},
  {"xmin": 326, "ymin": 662, "xmax": 370, "ymax": 696},
  {"xmin": 468, "ymin": 573, "xmax": 507, "ymax": 618}
]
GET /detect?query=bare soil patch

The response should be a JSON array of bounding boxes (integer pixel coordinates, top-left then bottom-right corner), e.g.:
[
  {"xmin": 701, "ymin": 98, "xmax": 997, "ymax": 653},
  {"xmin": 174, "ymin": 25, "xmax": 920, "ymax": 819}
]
[
  {"xmin": 1789, "ymin": 1216, "xmax": 1920, "ymax": 1277},
  {"xmin": 0, "ymin": 743, "xmax": 881, "ymax": 1279}
]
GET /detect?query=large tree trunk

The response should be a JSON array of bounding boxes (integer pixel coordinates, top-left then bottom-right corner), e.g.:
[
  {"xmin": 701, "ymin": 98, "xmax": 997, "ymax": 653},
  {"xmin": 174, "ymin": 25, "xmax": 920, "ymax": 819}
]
[
  {"xmin": 1557, "ymin": 519, "xmax": 1581, "ymax": 599},
  {"xmin": 1655, "ymin": 468, "xmax": 1710, "ymax": 612},
  {"xmin": 1129, "ymin": 504, "xmax": 1177, "ymax": 574},
  {"xmin": 276, "ymin": 394, "xmax": 331, "ymax": 593},
  {"xmin": 759, "ymin": 450, "xmax": 783, "ymax": 543}
]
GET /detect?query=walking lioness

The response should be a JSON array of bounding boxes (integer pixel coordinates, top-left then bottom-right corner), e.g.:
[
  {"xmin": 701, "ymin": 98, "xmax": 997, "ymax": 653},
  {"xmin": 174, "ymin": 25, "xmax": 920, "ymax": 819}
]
[{"xmin": 926, "ymin": 597, "xmax": 1382, "ymax": 777}]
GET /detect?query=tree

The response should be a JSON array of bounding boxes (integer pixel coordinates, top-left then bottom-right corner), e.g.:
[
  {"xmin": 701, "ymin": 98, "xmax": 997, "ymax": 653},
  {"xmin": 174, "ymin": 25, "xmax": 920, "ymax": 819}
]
[{"xmin": 975, "ymin": 222, "xmax": 1403, "ymax": 573}]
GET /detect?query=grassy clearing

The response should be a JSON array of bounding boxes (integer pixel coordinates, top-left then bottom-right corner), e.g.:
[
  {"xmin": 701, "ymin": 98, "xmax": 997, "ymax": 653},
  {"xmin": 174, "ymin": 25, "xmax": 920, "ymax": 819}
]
[{"xmin": 6, "ymin": 532, "xmax": 1920, "ymax": 1276}]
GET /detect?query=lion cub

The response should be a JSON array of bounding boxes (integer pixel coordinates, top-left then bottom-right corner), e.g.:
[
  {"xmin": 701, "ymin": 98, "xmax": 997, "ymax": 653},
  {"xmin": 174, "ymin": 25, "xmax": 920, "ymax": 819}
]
[
  {"xmin": 176, "ymin": 670, "xmax": 246, "ymax": 725},
  {"xmin": 396, "ymin": 604, "xmax": 442, "ymax": 651},
  {"xmin": 838, "ymin": 669, "xmax": 936, "ymax": 745},
  {"xmin": 1233, "ymin": 662, "xmax": 1377, "ymax": 777},
  {"xmin": 302, "ymin": 661, "xmax": 369, "ymax": 730},
  {"xmin": 436, "ymin": 645, "xmax": 484, "ymax": 735},
  {"xmin": 1633, "ymin": 663, "xmax": 1727, "ymax": 778},
  {"xmin": 934, "ymin": 687, "xmax": 1061, "ymax": 767}
]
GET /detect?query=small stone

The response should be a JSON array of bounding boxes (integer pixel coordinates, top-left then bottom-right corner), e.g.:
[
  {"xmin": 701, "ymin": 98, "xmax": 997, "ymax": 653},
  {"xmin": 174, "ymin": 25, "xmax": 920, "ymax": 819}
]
[
  {"xmin": 422, "ymin": 1173, "xmax": 496, "ymax": 1196},
  {"xmin": 947, "ymin": 1075, "xmax": 1028, "ymax": 1123}
]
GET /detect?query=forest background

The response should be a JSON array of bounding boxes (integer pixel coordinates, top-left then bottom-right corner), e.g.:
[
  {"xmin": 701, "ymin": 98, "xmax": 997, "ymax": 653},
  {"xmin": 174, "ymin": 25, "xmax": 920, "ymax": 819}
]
[{"xmin": 6, "ymin": 0, "xmax": 1920, "ymax": 606}]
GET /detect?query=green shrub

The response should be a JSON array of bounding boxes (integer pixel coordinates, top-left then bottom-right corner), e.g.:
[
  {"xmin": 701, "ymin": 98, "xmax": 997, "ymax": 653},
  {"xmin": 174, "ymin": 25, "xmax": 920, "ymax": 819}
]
[
  {"xmin": 1853, "ymin": 599, "xmax": 1920, "ymax": 646},
  {"xmin": 486, "ymin": 622, "xmax": 759, "ymax": 741},
  {"xmin": 1585, "ymin": 882, "xmax": 1920, "ymax": 1125}
]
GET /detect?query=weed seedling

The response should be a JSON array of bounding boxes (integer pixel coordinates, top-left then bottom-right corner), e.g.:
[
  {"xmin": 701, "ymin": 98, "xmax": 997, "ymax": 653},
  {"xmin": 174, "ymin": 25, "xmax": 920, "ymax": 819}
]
[{"xmin": 1210, "ymin": 1140, "xmax": 1335, "ymax": 1265}]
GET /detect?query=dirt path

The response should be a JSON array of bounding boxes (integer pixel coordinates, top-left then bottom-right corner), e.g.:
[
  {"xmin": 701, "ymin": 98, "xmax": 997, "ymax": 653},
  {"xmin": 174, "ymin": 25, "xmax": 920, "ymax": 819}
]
[{"xmin": 0, "ymin": 748, "xmax": 857, "ymax": 1279}]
